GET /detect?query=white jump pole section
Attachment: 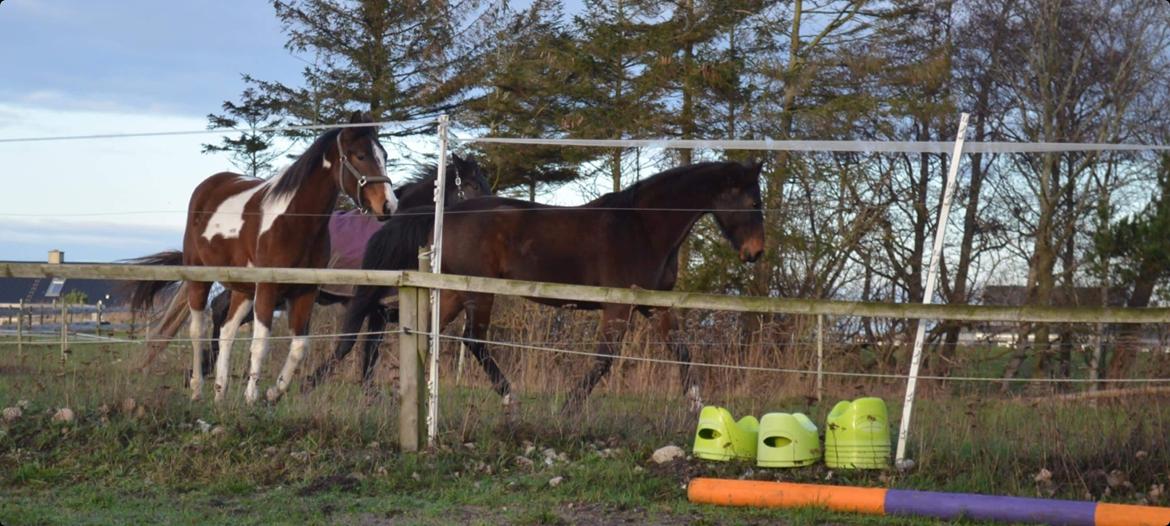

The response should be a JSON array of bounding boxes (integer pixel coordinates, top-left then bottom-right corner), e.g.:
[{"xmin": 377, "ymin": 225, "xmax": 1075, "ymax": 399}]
[
  {"xmin": 895, "ymin": 112, "xmax": 970, "ymax": 469},
  {"xmin": 427, "ymin": 115, "xmax": 451, "ymax": 447}
]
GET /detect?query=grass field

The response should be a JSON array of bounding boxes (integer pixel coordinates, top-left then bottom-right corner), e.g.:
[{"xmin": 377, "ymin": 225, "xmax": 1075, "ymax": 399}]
[{"xmin": 2, "ymin": 325, "xmax": 1169, "ymax": 525}]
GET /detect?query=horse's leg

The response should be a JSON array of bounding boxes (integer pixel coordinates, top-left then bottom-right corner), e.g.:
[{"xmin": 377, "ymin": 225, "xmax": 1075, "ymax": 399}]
[
  {"xmin": 462, "ymin": 294, "xmax": 519, "ymax": 418},
  {"xmin": 564, "ymin": 303, "xmax": 632, "ymax": 413},
  {"xmin": 359, "ymin": 307, "xmax": 388, "ymax": 389},
  {"xmin": 186, "ymin": 281, "xmax": 212, "ymax": 401},
  {"xmin": 206, "ymin": 289, "xmax": 232, "ymax": 379},
  {"xmin": 212, "ymin": 291, "xmax": 253, "ymax": 403},
  {"xmin": 244, "ymin": 283, "xmax": 278, "ymax": 405},
  {"xmin": 304, "ymin": 286, "xmax": 389, "ymax": 393},
  {"xmin": 656, "ymin": 309, "xmax": 701, "ymax": 413},
  {"xmin": 268, "ymin": 290, "xmax": 317, "ymax": 403},
  {"xmin": 462, "ymin": 294, "xmax": 509, "ymax": 397}
]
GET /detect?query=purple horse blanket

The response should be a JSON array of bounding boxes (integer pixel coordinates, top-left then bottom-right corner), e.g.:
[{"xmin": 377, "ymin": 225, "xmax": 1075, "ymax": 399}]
[{"xmin": 323, "ymin": 210, "xmax": 384, "ymax": 297}]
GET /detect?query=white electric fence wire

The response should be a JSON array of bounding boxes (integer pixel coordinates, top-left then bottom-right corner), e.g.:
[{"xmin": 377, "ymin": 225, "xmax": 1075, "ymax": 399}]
[
  {"xmin": 434, "ymin": 333, "xmax": 1170, "ymax": 384},
  {"xmin": 0, "ymin": 119, "xmax": 436, "ymax": 144},
  {"xmin": 6, "ymin": 325, "xmax": 1166, "ymax": 385}
]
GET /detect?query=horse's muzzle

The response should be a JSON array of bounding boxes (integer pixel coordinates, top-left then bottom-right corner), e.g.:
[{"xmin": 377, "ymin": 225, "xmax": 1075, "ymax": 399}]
[
  {"xmin": 377, "ymin": 199, "xmax": 397, "ymax": 221},
  {"xmin": 739, "ymin": 237, "xmax": 764, "ymax": 263}
]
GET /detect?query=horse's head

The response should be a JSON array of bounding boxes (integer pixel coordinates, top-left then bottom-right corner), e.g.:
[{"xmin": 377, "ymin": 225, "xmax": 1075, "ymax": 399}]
[
  {"xmin": 449, "ymin": 153, "xmax": 494, "ymax": 200},
  {"xmin": 710, "ymin": 160, "xmax": 765, "ymax": 263},
  {"xmin": 335, "ymin": 111, "xmax": 397, "ymax": 219}
]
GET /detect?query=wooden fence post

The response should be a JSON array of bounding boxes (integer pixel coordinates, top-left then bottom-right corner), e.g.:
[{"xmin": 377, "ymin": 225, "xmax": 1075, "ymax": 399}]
[
  {"xmin": 60, "ymin": 300, "xmax": 68, "ymax": 362},
  {"xmin": 398, "ymin": 250, "xmax": 431, "ymax": 452},
  {"xmin": 816, "ymin": 314, "xmax": 824, "ymax": 402},
  {"xmin": 398, "ymin": 286, "xmax": 421, "ymax": 452},
  {"xmin": 416, "ymin": 250, "xmax": 431, "ymax": 446},
  {"xmin": 17, "ymin": 299, "xmax": 24, "ymax": 361}
]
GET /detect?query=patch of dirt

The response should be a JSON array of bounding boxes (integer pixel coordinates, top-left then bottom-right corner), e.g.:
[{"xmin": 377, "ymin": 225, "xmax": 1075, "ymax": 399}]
[
  {"xmin": 347, "ymin": 503, "xmax": 709, "ymax": 526},
  {"xmin": 297, "ymin": 474, "xmax": 362, "ymax": 496}
]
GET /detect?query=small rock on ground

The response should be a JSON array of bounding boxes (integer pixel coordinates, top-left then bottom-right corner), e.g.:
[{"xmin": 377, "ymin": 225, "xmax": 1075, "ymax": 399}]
[
  {"xmin": 52, "ymin": 408, "xmax": 75, "ymax": 423},
  {"xmin": 652, "ymin": 445, "xmax": 685, "ymax": 464}
]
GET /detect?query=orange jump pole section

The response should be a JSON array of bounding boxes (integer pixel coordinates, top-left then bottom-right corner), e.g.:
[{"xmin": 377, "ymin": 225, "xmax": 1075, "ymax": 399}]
[
  {"xmin": 686, "ymin": 478, "xmax": 886, "ymax": 515},
  {"xmin": 688, "ymin": 478, "xmax": 1170, "ymax": 526}
]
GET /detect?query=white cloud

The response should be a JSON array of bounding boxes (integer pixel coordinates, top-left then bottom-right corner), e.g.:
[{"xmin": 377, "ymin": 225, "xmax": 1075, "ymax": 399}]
[{"xmin": 0, "ymin": 103, "xmax": 233, "ymax": 259}]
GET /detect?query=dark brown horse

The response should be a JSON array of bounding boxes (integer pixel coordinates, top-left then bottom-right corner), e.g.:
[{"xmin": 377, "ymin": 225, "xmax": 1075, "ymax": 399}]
[
  {"xmin": 131, "ymin": 111, "xmax": 395, "ymax": 404},
  {"xmin": 326, "ymin": 160, "xmax": 764, "ymax": 412}
]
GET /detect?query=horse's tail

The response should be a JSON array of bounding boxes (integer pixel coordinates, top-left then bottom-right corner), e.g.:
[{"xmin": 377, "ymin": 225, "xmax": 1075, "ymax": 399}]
[
  {"xmin": 137, "ymin": 282, "xmax": 191, "ymax": 372},
  {"xmin": 124, "ymin": 249, "xmax": 185, "ymax": 312}
]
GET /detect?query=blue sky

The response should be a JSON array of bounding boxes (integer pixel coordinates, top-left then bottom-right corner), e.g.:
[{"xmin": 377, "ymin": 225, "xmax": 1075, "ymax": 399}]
[{"xmin": 0, "ymin": 0, "xmax": 305, "ymax": 262}]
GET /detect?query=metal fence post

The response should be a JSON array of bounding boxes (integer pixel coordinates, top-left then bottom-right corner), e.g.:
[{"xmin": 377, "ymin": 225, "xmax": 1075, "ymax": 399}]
[{"xmin": 896, "ymin": 112, "xmax": 969, "ymax": 469}]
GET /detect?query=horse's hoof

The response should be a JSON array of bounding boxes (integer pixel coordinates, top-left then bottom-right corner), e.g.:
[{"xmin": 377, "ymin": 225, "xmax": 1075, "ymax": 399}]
[
  {"xmin": 265, "ymin": 387, "xmax": 283, "ymax": 403},
  {"xmin": 244, "ymin": 386, "xmax": 260, "ymax": 405}
]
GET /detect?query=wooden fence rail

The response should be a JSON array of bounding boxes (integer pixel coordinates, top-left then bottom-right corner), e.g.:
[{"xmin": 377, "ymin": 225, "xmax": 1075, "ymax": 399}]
[{"xmin": 5, "ymin": 262, "xmax": 1169, "ymax": 323}]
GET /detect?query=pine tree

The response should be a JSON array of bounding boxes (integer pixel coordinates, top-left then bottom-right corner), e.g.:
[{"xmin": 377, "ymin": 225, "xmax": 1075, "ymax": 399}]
[
  {"xmin": 201, "ymin": 87, "xmax": 289, "ymax": 178},
  {"xmin": 464, "ymin": 0, "xmax": 589, "ymax": 198}
]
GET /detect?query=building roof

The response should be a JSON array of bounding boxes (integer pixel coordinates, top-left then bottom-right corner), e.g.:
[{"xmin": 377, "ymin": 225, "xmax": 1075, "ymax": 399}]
[{"xmin": 0, "ymin": 277, "xmax": 128, "ymax": 305}]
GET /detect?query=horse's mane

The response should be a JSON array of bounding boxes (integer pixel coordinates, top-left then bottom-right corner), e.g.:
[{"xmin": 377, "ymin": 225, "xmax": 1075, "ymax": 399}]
[
  {"xmin": 589, "ymin": 161, "xmax": 734, "ymax": 208},
  {"xmin": 406, "ymin": 163, "xmax": 440, "ymax": 185},
  {"xmin": 268, "ymin": 126, "xmax": 377, "ymax": 198}
]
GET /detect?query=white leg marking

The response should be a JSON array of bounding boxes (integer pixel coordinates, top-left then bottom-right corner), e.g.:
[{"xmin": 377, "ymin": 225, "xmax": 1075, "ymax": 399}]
[
  {"xmin": 214, "ymin": 299, "xmax": 252, "ymax": 402},
  {"xmin": 244, "ymin": 322, "xmax": 271, "ymax": 405},
  {"xmin": 687, "ymin": 384, "xmax": 703, "ymax": 414},
  {"xmin": 189, "ymin": 308, "xmax": 206, "ymax": 401},
  {"xmin": 269, "ymin": 335, "xmax": 309, "ymax": 402}
]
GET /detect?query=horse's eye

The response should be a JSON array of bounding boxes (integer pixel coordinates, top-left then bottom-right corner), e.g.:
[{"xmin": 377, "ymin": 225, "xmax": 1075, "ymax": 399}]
[{"xmin": 356, "ymin": 154, "xmax": 367, "ymax": 161}]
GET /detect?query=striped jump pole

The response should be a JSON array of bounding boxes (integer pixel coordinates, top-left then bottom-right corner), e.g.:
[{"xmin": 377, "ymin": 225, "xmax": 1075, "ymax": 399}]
[{"xmin": 688, "ymin": 478, "xmax": 1170, "ymax": 526}]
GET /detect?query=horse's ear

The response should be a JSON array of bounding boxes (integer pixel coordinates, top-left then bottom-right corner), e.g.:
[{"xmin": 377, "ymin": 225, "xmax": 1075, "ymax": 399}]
[
  {"xmin": 451, "ymin": 152, "xmax": 464, "ymax": 165},
  {"xmin": 348, "ymin": 110, "xmax": 364, "ymax": 124},
  {"xmin": 750, "ymin": 158, "xmax": 765, "ymax": 174}
]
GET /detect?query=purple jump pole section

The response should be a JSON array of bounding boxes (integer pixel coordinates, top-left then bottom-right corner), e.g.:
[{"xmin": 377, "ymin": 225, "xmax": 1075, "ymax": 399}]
[{"xmin": 885, "ymin": 489, "xmax": 1098, "ymax": 526}]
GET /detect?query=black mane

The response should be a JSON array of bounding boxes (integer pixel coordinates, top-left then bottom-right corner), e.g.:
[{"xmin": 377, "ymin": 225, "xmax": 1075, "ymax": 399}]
[{"xmin": 589, "ymin": 161, "xmax": 738, "ymax": 209}]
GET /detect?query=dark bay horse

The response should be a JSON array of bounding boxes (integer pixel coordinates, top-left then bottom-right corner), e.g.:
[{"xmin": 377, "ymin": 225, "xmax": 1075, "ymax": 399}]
[
  {"xmin": 134, "ymin": 155, "xmax": 491, "ymax": 382},
  {"xmin": 327, "ymin": 160, "xmax": 765, "ymax": 412},
  {"xmin": 131, "ymin": 112, "xmax": 395, "ymax": 404}
]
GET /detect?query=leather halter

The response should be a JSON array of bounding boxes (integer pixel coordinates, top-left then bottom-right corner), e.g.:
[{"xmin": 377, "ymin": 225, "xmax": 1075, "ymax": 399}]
[{"xmin": 335, "ymin": 132, "xmax": 392, "ymax": 214}]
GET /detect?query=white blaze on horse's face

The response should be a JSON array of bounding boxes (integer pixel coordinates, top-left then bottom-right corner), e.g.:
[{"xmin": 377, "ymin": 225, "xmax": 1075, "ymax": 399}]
[{"xmin": 375, "ymin": 139, "xmax": 397, "ymax": 215}]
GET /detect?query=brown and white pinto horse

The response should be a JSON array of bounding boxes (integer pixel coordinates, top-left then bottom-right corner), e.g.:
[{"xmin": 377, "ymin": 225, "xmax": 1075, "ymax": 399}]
[{"xmin": 131, "ymin": 111, "xmax": 395, "ymax": 404}]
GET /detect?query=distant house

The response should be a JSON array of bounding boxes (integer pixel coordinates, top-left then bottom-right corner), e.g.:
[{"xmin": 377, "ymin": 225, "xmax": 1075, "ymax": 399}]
[{"xmin": 0, "ymin": 277, "xmax": 128, "ymax": 306}]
